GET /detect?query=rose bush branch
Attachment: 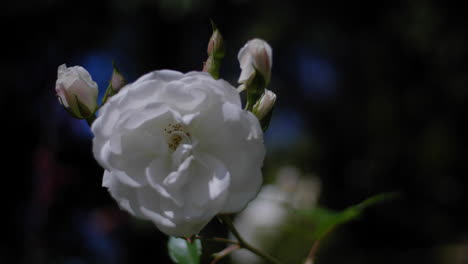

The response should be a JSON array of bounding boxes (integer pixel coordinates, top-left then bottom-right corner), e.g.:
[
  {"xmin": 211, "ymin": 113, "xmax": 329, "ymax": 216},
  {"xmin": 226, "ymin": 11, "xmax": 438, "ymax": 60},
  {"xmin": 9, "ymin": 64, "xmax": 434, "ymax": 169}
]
[
  {"xmin": 218, "ymin": 215, "xmax": 283, "ymax": 264},
  {"xmin": 196, "ymin": 215, "xmax": 283, "ymax": 264},
  {"xmin": 304, "ymin": 240, "xmax": 321, "ymax": 264},
  {"xmin": 297, "ymin": 192, "xmax": 399, "ymax": 264},
  {"xmin": 210, "ymin": 244, "xmax": 240, "ymax": 264},
  {"xmin": 194, "ymin": 235, "xmax": 239, "ymax": 246}
]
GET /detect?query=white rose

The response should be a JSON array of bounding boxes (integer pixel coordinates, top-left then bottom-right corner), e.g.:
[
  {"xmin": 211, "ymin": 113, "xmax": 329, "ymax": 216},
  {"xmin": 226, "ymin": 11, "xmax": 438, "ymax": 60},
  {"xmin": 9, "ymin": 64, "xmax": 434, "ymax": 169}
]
[
  {"xmin": 92, "ymin": 70, "xmax": 265, "ymax": 237},
  {"xmin": 55, "ymin": 64, "xmax": 99, "ymax": 119},
  {"xmin": 238, "ymin": 39, "xmax": 273, "ymax": 85}
]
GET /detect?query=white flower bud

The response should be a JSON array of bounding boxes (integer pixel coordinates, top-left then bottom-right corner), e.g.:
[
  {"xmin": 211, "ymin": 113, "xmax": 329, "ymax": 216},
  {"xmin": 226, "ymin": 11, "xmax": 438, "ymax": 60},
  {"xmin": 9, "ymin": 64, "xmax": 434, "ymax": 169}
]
[
  {"xmin": 110, "ymin": 65, "xmax": 126, "ymax": 92},
  {"xmin": 203, "ymin": 23, "xmax": 225, "ymax": 79},
  {"xmin": 238, "ymin": 39, "xmax": 273, "ymax": 85},
  {"xmin": 55, "ymin": 64, "xmax": 98, "ymax": 119},
  {"xmin": 207, "ymin": 29, "xmax": 224, "ymax": 57},
  {"xmin": 253, "ymin": 90, "xmax": 276, "ymax": 120}
]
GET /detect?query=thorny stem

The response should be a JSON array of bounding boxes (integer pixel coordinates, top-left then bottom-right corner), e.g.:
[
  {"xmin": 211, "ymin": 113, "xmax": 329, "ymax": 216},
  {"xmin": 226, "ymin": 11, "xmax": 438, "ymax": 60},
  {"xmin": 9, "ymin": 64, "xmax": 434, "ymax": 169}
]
[
  {"xmin": 218, "ymin": 215, "xmax": 246, "ymax": 244},
  {"xmin": 304, "ymin": 224, "xmax": 338, "ymax": 264},
  {"xmin": 304, "ymin": 240, "xmax": 321, "ymax": 264},
  {"xmin": 210, "ymin": 244, "xmax": 241, "ymax": 264},
  {"xmin": 218, "ymin": 214, "xmax": 282, "ymax": 264},
  {"xmin": 194, "ymin": 236, "xmax": 239, "ymax": 246}
]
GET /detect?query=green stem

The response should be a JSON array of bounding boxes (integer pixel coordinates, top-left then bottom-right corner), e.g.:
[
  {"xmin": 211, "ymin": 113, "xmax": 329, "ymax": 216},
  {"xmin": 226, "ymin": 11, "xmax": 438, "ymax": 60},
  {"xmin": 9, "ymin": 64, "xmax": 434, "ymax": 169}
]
[
  {"xmin": 210, "ymin": 244, "xmax": 240, "ymax": 264},
  {"xmin": 86, "ymin": 114, "xmax": 96, "ymax": 126},
  {"xmin": 194, "ymin": 236, "xmax": 239, "ymax": 246},
  {"xmin": 218, "ymin": 215, "xmax": 282, "ymax": 264}
]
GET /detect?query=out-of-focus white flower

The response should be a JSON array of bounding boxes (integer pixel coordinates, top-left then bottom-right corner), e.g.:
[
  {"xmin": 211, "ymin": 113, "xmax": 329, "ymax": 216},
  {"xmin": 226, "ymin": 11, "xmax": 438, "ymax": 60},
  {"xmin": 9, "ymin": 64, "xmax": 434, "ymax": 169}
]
[
  {"xmin": 231, "ymin": 166, "xmax": 321, "ymax": 264},
  {"xmin": 238, "ymin": 39, "xmax": 273, "ymax": 85},
  {"xmin": 230, "ymin": 185, "xmax": 289, "ymax": 264},
  {"xmin": 92, "ymin": 70, "xmax": 265, "ymax": 237},
  {"xmin": 253, "ymin": 89, "xmax": 276, "ymax": 120},
  {"xmin": 55, "ymin": 64, "xmax": 98, "ymax": 119}
]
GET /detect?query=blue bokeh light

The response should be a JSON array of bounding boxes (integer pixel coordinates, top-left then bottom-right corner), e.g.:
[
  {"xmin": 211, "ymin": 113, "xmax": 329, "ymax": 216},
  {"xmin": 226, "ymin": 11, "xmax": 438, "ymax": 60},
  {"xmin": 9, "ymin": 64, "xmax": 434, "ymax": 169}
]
[
  {"xmin": 265, "ymin": 108, "xmax": 304, "ymax": 150},
  {"xmin": 298, "ymin": 54, "xmax": 336, "ymax": 100}
]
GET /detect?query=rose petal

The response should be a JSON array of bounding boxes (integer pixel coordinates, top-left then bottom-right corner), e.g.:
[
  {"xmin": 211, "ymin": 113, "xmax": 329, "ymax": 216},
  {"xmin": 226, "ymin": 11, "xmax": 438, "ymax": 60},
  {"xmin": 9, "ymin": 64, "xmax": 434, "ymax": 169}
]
[
  {"xmin": 103, "ymin": 170, "xmax": 145, "ymax": 218},
  {"xmin": 93, "ymin": 70, "xmax": 266, "ymax": 237}
]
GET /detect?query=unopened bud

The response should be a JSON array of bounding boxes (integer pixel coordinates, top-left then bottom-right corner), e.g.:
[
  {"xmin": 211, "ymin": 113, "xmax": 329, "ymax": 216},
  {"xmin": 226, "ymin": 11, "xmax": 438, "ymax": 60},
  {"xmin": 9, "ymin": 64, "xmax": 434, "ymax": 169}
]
[
  {"xmin": 55, "ymin": 64, "xmax": 98, "ymax": 119},
  {"xmin": 102, "ymin": 61, "xmax": 127, "ymax": 105},
  {"xmin": 203, "ymin": 22, "xmax": 225, "ymax": 79},
  {"xmin": 238, "ymin": 38, "xmax": 272, "ymax": 85},
  {"xmin": 253, "ymin": 89, "xmax": 276, "ymax": 120},
  {"xmin": 202, "ymin": 56, "xmax": 214, "ymax": 73},
  {"xmin": 110, "ymin": 61, "xmax": 126, "ymax": 91},
  {"xmin": 207, "ymin": 28, "xmax": 224, "ymax": 59}
]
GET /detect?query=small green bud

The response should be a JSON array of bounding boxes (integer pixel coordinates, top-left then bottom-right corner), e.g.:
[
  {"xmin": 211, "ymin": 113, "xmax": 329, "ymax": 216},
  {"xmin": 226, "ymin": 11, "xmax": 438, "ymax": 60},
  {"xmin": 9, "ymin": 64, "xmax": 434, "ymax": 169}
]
[
  {"xmin": 102, "ymin": 61, "xmax": 127, "ymax": 105},
  {"xmin": 207, "ymin": 28, "xmax": 225, "ymax": 59},
  {"xmin": 253, "ymin": 90, "xmax": 276, "ymax": 132},
  {"xmin": 253, "ymin": 89, "xmax": 276, "ymax": 120},
  {"xmin": 203, "ymin": 21, "xmax": 225, "ymax": 79},
  {"xmin": 110, "ymin": 61, "xmax": 126, "ymax": 92}
]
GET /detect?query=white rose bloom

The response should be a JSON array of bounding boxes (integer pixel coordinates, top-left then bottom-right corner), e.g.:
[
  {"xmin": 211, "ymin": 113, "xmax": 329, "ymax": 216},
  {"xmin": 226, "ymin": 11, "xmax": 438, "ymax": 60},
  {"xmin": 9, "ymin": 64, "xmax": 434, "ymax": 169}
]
[
  {"xmin": 55, "ymin": 64, "xmax": 98, "ymax": 118},
  {"xmin": 92, "ymin": 70, "xmax": 265, "ymax": 237},
  {"xmin": 238, "ymin": 39, "xmax": 273, "ymax": 85}
]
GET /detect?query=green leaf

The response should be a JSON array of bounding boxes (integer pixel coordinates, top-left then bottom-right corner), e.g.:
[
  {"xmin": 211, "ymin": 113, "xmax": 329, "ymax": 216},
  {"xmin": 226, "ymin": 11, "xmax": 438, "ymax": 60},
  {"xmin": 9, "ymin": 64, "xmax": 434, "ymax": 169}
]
[
  {"xmin": 168, "ymin": 237, "xmax": 202, "ymax": 264},
  {"xmin": 297, "ymin": 192, "xmax": 398, "ymax": 241}
]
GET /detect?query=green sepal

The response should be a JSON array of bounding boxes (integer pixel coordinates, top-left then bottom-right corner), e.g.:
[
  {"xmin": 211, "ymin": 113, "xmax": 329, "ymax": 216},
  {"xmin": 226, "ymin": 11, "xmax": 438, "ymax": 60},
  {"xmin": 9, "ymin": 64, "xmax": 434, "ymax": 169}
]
[
  {"xmin": 101, "ymin": 61, "xmax": 126, "ymax": 105},
  {"xmin": 168, "ymin": 236, "xmax": 202, "ymax": 264},
  {"xmin": 57, "ymin": 95, "xmax": 78, "ymax": 118},
  {"xmin": 258, "ymin": 104, "xmax": 274, "ymax": 132},
  {"xmin": 245, "ymin": 68, "xmax": 266, "ymax": 111},
  {"xmin": 205, "ymin": 56, "xmax": 221, "ymax": 80},
  {"xmin": 73, "ymin": 95, "xmax": 96, "ymax": 119},
  {"xmin": 252, "ymin": 90, "xmax": 275, "ymax": 132},
  {"xmin": 209, "ymin": 21, "xmax": 225, "ymax": 59},
  {"xmin": 112, "ymin": 60, "xmax": 123, "ymax": 78},
  {"xmin": 101, "ymin": 82, "xmax": 115, "ymax": 106}
]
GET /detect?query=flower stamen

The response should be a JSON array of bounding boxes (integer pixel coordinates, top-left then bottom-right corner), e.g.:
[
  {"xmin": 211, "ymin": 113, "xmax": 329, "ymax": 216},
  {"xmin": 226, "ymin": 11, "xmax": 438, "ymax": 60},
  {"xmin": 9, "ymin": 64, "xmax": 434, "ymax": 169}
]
[{"xmin": 164, "ymin": 123, "xmax": 191, "ymax": 151}]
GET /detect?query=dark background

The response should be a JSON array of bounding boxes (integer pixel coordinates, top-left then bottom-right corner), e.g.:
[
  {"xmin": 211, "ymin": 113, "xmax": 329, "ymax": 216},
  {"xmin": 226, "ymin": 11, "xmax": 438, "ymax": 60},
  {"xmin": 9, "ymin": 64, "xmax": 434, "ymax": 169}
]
[{"xmin": 2, "ymin": 0, "xmax": 468, "ymax": 263}]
